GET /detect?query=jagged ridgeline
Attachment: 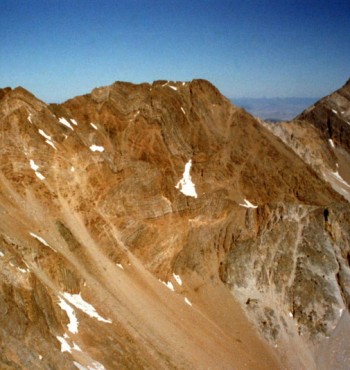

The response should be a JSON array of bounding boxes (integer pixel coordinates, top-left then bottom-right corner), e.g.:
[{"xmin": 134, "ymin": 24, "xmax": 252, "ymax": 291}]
[{"xmin": 0, "ymin": 79, "xmax": 349, "ymax": 369}]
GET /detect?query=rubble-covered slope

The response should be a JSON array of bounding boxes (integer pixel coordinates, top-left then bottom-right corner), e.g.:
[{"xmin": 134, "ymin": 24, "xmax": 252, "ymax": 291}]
[
  {"xmin": 0, "ymin": 80, "xmax": 349, "ymax": 369},
  {"xmin": 261, "ymin": 79, "xmax": 350, "ymax": 369}
]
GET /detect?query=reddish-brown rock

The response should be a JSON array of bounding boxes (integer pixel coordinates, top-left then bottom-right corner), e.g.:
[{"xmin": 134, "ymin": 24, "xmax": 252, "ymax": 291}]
[{"xmin": 0, "ymin": 79, "xmax": 349, "ymax": 369}]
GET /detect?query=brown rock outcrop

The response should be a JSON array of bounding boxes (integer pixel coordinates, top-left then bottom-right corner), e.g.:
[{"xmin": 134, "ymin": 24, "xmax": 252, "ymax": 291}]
[
  {"xmin": 0, "ymin": 79, "xmax": 349, "ymax": 369},
  {"xmin": 297, "ymin": 78, "xmax": 350, "ymax": 153}
]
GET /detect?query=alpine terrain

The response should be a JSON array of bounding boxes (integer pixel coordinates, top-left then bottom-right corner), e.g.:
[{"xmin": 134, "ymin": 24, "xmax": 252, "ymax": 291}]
[{"xmin": 0, "ymin": 78, "xmax": 349, "ymax": 370}]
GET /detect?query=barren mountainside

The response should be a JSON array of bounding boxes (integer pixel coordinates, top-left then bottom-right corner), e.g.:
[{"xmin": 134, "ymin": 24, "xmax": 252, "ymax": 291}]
[{"xmin": 0, "ymin": 79, "xmax": 349, "ymax": 369}]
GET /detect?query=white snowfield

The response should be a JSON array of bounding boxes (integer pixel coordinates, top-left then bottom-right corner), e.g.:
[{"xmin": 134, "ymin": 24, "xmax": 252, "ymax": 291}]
[
  {"xmin": 181, "ymin": 107, "xmax": 186, "ymax": 115},
  {"xmin": 184, "ymin": 297, "xmax": 192, "ymax": 306},
  {"xmin": 175, "ymin": 159, "xmax": 198, "ymax": 198},
  {"xmin": 27, "ymin": 114, "xmax": 32, "ymax": 124},
  {"xmin": 59, "ymin": 117, "xmax": 74, "ymax": 130},
  {"xmin": 329, "ymin": 139, "xmax": 335, "ymax": 148},
  {"xmin": 29, "ymin": 159, "xmax": 39, "ymax": 171},
  {"xmin": 173, "ymin": 273, "xmax": 182, "ymax": 286},
  {"xmin": 56, "ymin": 336, "xmax": 81, "ymax": 353},
  {"xmin": 38, "ymin": 129, "xmax": 52, "ymax": 141},
  {"xmin": 169, "ymin": 85, "xmax": 177, "ymax": 91},
  {"xmin": 35, "ymin": 171, "xmax": 45, "ymax": 180},
  {"xmin": 239, "ymin": 199, "xmax": 258, "ymax": 209},
  {"xmin": 62, "ymin": 292, "xmax": 112, "ymax": 323},
  {"xmin": 162, "ymin": 281, "xmax": 175, "ymax": 291},
  {"xmin": 90, "ymin": 145, "xmax": 105, "ymax": 152},
  {"xmin": 45, "ymin": 140, "xmax": 57, "ymax": 150},
  {"xmin": 38, "ymin": 129, "xmax": 57, "ymax": 149},
  {"xmin": 116, "ymin": 263, "xmax": 124, "ymax": 270},
  {"xmin": 0, "ymin": 251, "xmax": 4, "ymax": 257},
  {"xmin": 71, "ymin": 118, "xmax": 78, "ymax": 126},
  {"xmin": 58, "ymin": 297, "xmax": 79, "ymax": 333},
  {"xmin": 29, "ymin": 159, "xmax": 46, "ymax": 180},
  {"xmin": 29, "ymin": 232, "xmax": 50, "ymax": 247},
  {"xmin": 90, "ymin": 122, "xmax": 98, "ymax": 130}
]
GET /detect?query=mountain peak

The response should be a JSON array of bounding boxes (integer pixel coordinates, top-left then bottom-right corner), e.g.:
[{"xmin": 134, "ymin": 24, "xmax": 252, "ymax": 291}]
[{"xmin": 0, "ymin": 79, "xmax": 349, "ymax": 370}]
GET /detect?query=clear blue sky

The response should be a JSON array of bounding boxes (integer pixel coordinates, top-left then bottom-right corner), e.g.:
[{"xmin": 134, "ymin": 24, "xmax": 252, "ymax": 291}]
[{"xmin": 1, "ymin": 0, "xmax": 349, "ymax": 102}]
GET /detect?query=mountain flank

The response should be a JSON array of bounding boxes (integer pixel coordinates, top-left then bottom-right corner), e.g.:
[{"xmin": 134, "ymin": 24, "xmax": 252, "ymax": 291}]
[{"xmin": 0, "ymin": 79, "xmax": 349, "ymax": 369}]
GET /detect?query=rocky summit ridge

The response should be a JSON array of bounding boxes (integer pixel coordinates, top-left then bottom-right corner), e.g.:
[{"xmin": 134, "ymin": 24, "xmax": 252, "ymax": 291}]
[{"xmin": 0, "ymin": 79, "xmax": 349, "ymax": 369}]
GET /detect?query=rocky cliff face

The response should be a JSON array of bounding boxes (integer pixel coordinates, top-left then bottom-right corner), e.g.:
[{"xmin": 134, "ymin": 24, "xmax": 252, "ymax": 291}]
[
  {"xmin": 297, "ymin": 78, "xmax": 350, "ymax": 153},
  {"xmin": 0, "ymin": 79, "xmax": 349, "ymax": 369}
]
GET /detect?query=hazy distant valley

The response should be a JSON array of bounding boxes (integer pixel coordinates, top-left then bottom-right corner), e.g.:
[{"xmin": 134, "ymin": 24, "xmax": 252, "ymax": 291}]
[{"xmin": 232, "ymin": 97, "xmax": 319, "ymax": 121}]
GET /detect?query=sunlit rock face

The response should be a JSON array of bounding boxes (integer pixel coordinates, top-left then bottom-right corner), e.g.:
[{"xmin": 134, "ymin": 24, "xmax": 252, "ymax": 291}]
[
  {"xmin": 297, "ymin": 78, "xmax": 350, "ymax": 153},
  {"xmin": 0, "ymin": 79, "xmax": 349, "ymax": 370}
]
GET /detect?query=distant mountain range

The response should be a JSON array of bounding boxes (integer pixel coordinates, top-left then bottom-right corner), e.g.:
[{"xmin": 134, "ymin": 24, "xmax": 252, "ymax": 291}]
[{"xmin": 232, "ymin": 97, "xmax": 319, "ymax": 121}]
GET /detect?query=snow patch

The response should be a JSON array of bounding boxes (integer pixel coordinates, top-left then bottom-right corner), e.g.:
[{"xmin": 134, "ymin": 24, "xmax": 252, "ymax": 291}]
[
  {"xmin": 332, "ymin": 109, "xmax": 337, "ymax": 114},
  {"xmin": 173, "ymin": 273, "xmax": 182, "ymax": 286},
  {"xmin": 288, "ymin": 312, "xmax": 293, "ymax": 318},
  {"xmin": 71, "ymin": 119, "xmax": 78, "ymax": 126},
  {"xmin": 17, "ymin": 267, "xmax": 29, "ymax": 273},
  {"xmin": 29, "ymin": 232, "xmax": 54, "ymax": 250},
  {"xmin": 56, "ymin": 336, "xmax": 71, "ymax": 353},
  {"xmin": 175, "ymin": 159, "xmax": 198, "ymax": 198},
  {"xmin": 58, "ymin": 297, "xmax": 79, "ymax": 334},
  {"xmin": 0, "ymin": 251, "xmax": 4, "ymax": 257},
  {"xmin": 62, "ymin": 292, "xmax": 112, "ymax": 323},
  {"xmin": 89, "ymin": 145, "xmax": 104, "ymax": 152},
  {"xmin": 38, "ymin": 355, "xmax": 42, "ymax": 360},
  {"xmin": 329, "ymin": 139, "xmax": 335, "ymax": 148},
  {"xmin": 71, "ymin": 166, "xmax": 75, "ymax": 172},
  {"xmin": 181, "ymin": 107, "xmax": 186, "ymax": 114},
  {"xmin": 116, "ymin": 263, "xmax": 124, "ymax": 270},
  {"xmin": 38, "ymin": 129, "xmax": 52, "ymax": 141},
  {"xmin": 59, "ymin": 117, "xmax": 74, "ymax": 130},
  {"xmin": 35, "ymin": 171, "xmax": 45, "ymax": 180},
  {"xmin": 29, "ymin": 160, "xmax": 46, "ymax": 180},
  {"xmin": 29, "ymin": 159, "xmax": 39, "ymax": 171},
  {"xmin": 73, "ymin": 343, "xmax": 82, "ymax": 352},
  {"xmin": 38, "ymin": 129, "xmax": 57, "ymax": 149},
  {"xmin": 45, "ymin": 140, "xmax": 57, "ymax": 150},
  {"xmin": 169, "ymin": 86, "xmax": 177, "ymax": 91},
  {"xmin": 239, "ymin": 199, "xmax": 258, "ymax": 208},
  {"xmin": 90, "ymin": 123, "xmax": 98, "ymax": 130},
  {"xmin": 162, "ymin": 281, "xmax": 174, "ymax": 291},
  {"xmin": 56, "ymin": 336, "xmax": 81, "ymax": 354},
  {"xmin": 27, "ymin": 114, "xmax": 32, "ymax": 124},
  {"xmin": 184, "ymin": 297, "xmax": 192, "ymax": 306}
]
